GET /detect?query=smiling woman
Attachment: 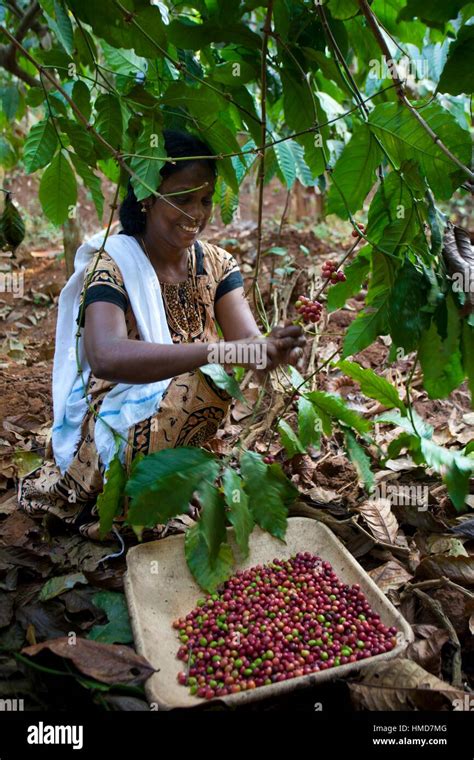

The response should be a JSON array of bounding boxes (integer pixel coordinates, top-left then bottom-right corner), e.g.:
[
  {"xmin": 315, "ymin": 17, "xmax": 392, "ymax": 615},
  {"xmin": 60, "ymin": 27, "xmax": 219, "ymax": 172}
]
[{"xmin": 17, "ymin": 130, "xmax": 305, "ymax": 541}]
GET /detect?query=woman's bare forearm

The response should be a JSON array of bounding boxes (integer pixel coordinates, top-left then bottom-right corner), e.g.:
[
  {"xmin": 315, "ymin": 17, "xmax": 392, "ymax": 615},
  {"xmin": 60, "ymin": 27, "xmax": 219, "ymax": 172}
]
[{"xmin": 86, "ymin": 337, "xmax": 223, "ymax": 383}]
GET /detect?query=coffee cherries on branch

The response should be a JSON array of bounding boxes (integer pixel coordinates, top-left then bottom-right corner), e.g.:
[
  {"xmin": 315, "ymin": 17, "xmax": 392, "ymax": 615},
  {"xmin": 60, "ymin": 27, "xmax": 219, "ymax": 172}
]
[
  {"xmin": 263, "ymin": 455, "xmax": 276, "ymax": 465},
  {"xmin": 352, "ymin": 222, "xmax": 366, "ymax": 238},
  {"xmin": 321, "ymin": 260, "xmax": 346, "ymax": 284},
  {"xmin": 294, "ymin": 295, "xmax": 323, "ymax": 324}
]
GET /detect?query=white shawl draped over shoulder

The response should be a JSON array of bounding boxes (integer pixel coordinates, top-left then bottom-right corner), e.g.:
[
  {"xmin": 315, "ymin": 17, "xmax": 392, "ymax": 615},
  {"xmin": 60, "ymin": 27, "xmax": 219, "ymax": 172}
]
[{"xmin": 52, "ymin": 230, "xmax": 173, "ymax": 474}]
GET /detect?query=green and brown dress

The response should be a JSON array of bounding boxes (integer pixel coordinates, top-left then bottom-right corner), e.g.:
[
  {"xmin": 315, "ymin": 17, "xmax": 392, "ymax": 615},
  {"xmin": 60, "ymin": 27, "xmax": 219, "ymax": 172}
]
[{"xmin": 18, "ymin": 240, "xmax": 243, "ymax": 540}]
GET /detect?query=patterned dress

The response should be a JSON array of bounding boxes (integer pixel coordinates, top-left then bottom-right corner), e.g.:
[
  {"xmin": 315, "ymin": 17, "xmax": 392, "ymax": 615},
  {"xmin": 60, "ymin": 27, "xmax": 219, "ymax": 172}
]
[{"xmin": 18, "ymin": 240, "xmax": 243, "ymax": 540}]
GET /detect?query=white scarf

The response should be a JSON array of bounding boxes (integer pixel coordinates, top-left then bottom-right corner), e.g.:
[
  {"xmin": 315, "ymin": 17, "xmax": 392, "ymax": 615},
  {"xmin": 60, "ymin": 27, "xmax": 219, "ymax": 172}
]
[{"xmin": 52, "ymin": 230, "xmax": 174, "ymax": 474}]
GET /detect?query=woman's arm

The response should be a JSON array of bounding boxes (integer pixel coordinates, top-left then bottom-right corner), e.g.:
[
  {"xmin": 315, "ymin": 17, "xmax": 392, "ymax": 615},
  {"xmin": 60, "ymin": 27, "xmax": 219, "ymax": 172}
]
[
  {"xmin": 214, "ymin": 287, "xmax": 262, "ymax": 340},
  {"xmin": 84, "ymin": 302, "xmax": 212, "ymax": 383}
]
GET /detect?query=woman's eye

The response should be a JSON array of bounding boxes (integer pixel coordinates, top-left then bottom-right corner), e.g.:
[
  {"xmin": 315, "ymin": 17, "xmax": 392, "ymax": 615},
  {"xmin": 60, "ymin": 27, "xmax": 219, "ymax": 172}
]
[{"xmin": 202, "ymin": 197, "xmax": 213, "ymax": 206}]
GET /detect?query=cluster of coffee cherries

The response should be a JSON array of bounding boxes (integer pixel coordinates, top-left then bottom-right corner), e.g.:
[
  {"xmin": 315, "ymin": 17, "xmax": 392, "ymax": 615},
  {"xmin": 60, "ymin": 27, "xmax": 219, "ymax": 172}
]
[
  {"xmin": 352, "ymin": 222, "xmax": 366, "ymax": 238},
  {"xmin": 294, "ymin": 295, "xmax": 323, "ymax": 324},
  {"xmin": 321, "ymin": 260, "xmax": 346, "ymax": 284},
  {"xmin": 173, "ymin": 553, "xmax": 398, "ymax": 700}
]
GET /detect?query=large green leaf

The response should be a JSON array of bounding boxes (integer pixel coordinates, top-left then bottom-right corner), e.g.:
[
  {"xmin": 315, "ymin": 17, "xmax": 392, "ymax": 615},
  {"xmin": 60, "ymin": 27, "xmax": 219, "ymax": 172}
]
[
  {"xmin": 398, "ymin": 0, "xmax": 469, "ymax": 25},
  {"xmin": 87, "ymin": 591, "xmax": 133, "ymax": 644},
  {"xmin": 337, "ymin": 360, "xmax": 407, "ymax": 413},
  {"xmin": 168, "ymin": 19, "xmax": 260, "ymax": 50},
  {"xmin": 274, "ymin": 140, "xmax": 296, "ymax": 189},
  {"xmin": 328, "ymin": 0, "xmax": 360, "ymax": 19},
  {"xmin": 38, "ymin": 150, "xmax": 77, "ymax": 225},
  {"xmin": 222, "ymin": 468, "xmax": 253, "ymax": 558},
  {"xmin": 388, "ymin": 261, "xmax": 432, "ymax": 352},
  {"xmin": 368, "ymin": 102, "xmax": 471, "ymax": 200},
  {"xmin": 277, "ymin": 419, "xmax": 306, "ymax": 459},
  {"xmin": 53, "ymin": 0, "xmax": 74, "ymax": 54},
  {"xmin": 297, "ymin": 396, "xmax": 321, "ymax": 450},
  {"xmin": 70, "ymin": 153, "xmax": 104, "ymax": 219},
  {"xmin": 130, "ymin": 116, "xmax": 165, "ymax": 202},
  {"xmin": 281, "ymin": 71, "xmax": 326, "ymax": 178},
  {"xmin": 199, "ymin": 364, "xmax": 246, "ymax": 404},
  {"xmin": 126, "ymin": 447, "xmax": 220, "ymax": 526},
  {"xmin": 94, "ymin": 94, "xmax": 124, "ymax": 149},
  {"xmin": 96, "ymin": 453, "xmax": 126, "ymax": 539},
  {"xmin": 196, "ymin": 479, "xmax": 226, "ymax": 566},
  {"xmin": 240, "ymin": 451, "xmax": 296, "ymax": 540},
  {"xmin": 185, "ymin": 523, "xmax": 234, "ymax": 592},
  {"xmin": 67, "ymin": 0, "xmax": 167, "ymax": 57},
  {"xmin": 419, "ymin": 439, "xmax": 474, "ymax": 512},
  {"xmin": 23, "ymin": 120, "xmax": 58, "ymax": 173},
  {"xmin": 305, "ymin": 390, "xmax": 372, "ymax": 435},
  {"xmin": 438, "ymin": 25, "xmax": 474, "ymax": 95},
  {"xmin": 419, "ymin": 294, "xmax": 465, "ymax": 398},
  {"xmin": 327, "ymin": 124, "xmax": 383, "ymax": 219},
  {"xmin": 342, "ymin": 292, "xmax": 390, "ymax": 358},
  {"xmin": 343, "ymin": 428, "xmax": 375, "ymax": 493}
]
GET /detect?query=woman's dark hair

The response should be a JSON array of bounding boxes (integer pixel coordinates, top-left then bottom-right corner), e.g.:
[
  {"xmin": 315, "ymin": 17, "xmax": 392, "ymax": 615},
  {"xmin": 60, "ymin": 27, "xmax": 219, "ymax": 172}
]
[{"xmin": 119, "ymin": 130, "xmax": 217, "ymax": 235}]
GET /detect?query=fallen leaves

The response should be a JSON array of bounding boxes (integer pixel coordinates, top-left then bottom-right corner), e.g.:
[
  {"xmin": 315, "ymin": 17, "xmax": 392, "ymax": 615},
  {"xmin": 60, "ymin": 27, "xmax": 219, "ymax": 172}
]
[
  {"xmin": 356, "ymin": 497, "xmax": 399, "ymax": 545},
  {"xmin": 21, "ymin": 638, "xmax": 155, "ymax": 685},
  {"xmin": 349, "ymin": 659, "xmax": 468, "ymax": 711}
]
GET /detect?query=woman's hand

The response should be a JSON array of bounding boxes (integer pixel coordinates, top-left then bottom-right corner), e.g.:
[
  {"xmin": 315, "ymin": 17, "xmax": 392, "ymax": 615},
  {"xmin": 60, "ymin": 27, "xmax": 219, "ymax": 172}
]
[{"xmin": 229, "ymin": 321, "xmax": 306, "ymax": 377}]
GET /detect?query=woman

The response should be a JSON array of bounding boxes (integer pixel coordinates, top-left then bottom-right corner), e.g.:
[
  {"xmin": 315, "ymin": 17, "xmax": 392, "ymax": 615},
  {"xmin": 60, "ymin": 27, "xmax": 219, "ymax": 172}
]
[{"xmin": 18, "ymin": 130, "xmax": 305, "ymax": 541}]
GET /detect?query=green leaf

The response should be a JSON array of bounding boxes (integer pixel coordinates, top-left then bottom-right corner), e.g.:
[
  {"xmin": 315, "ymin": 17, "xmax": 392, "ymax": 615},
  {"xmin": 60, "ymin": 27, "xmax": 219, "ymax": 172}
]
[
  {"xmin": 419, "ymin": 439, "xmax": 474, "ymax": 512},
  {"xmin": 199, "ymin": 364, "xmax": 247, "ymax": 404},
  {"xmin": 217, "ymin": 179, "xmax": 239, "ymax": 225},
  {"xmin": 23, "ymin": 120, "xmax": 58, "ymax": 173},
  {"xmin": 328, "ymin": 0, "xmax": 360, "ymax": 19},
  {"xmin": 126, "ymin": 447, "xmax": 220, "ymax": 527},
  {"xmin": 337, "ymin": 360, "xmax": 407, "ymax": 413},
  {"xmin": 72, "ymin": 80, "xmax": 91, "ymax": 122},
  {"xmin": 305, "ymin": 391, "xmax": 372, "ymax": 435},
  {"xmin": 327, "ymin": 249, "xmax": 370, "ymax": 312},
  {"xmin": 69, "ymin": 153, "xmax": 104, "ymax": 220},
  {"xmin": 222, "ymin": 468, "xmax": 253, "ymax": 558},
  {"xmin": 398, "ymin": 0, "xmax": 469, "ymax": 25},
  {"xmin": 196, "ymin": 479, "xmax": 226, "ymax": 566},
  {"xmin": 291, "ymin": 141, "xmax": 314, "ymax": 187},
  {"xmin": 376, "ymin": 409, "xmax": 433, "ymax": 440},
  {"xmin": 87, "ymin": 591, "xmax": 133, "ymax": 644},
  {"xmin": 168, "ymin": 19, "xmax": 260, "ymax": 50},
  {"xmin": 277, "ymin": 419, "xmax": 306, "ymax": 459},
  {"xmin": 281, "ymin": 71, "xmax": 326, "ymax": 179},
  {"xmin": 94, "ymin": 94, "xmax": 124, "ymax": 149},
  {"xmin": 54, "ymin": 0, "xmax": 74, "ymax": 54},
  {"xmin": 297, "ymin": 396, "xmax": 321, "ymax": 449},
  {"xmin": 342, "ymin": 293, "xmax": 390, "ymax": 358},
  {"xmin": 130, "ymin": 117, "xmax": 165, "ymax": 202},
  {"xmin": 1, "ymin": 195, "xmax": 25, "ymax": 250},
  {"xmin": 419, "ymin": 294, "xmax": 465, "ymax": 398},
  {"xmin": 368, "ymin": 102, "xmax": 471, "ymax": 200},
  {"xmin": 39, "ymin": 572, "xmax": 88, "ymax": 601},
  {"xmin": 96, "ymin": 453, "xmax": 126, "ymax": 540},
  {"xmin": 240, "ymin": 450, "xmax": 296, "ymax": 540},
  {"xmin": 343, "ymin": 428, "xmax": 375, "ymax": 493},
  {"xmin": 274, "ymin": 140, "xmax": 296, "ymax": 189},
  {"xmin": 58, "ymin": 118, "xmax": 95, "ymax": 161},
  {"xmin": 67, "ymin": 1, "xmax": 167, "ymax": 57},
  {"xmin": 38, "ymin": 150, "xmax": 77, "ymax": 225},
  {"xmin": 388, "ymin": 261, "xmax": 431, "ymax": 352},
  {"xmin": 185, "ymin": 524, "xmax": 234, "ymax": 593},
  {"xmin": 327, "ymin": 124, "xmax": 383, "ymax": 219},
  {"xmin": 438, "ymin": 25, "xmax": 474, "ymax": 96}
]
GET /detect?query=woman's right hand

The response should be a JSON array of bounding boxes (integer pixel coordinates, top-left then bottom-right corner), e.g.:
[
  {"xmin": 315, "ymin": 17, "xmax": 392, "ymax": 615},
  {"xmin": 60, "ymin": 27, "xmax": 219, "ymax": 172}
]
[{"xmin": 231, "ymin": 322, "xmax": 306, "ymax": 374}]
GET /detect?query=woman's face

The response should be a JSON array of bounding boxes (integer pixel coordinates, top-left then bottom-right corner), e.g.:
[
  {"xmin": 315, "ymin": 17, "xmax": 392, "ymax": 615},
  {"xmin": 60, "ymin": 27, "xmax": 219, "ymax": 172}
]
[{"xmin": 145, "ymin": 161, "xmax": 215, "ymax": 252}]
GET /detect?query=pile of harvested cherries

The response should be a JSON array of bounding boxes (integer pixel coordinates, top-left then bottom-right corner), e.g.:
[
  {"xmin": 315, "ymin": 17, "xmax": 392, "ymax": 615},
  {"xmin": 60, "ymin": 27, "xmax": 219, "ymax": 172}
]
[{"xmin": 174, "ymin": 553, "xmax": 398, "ymax": 700}]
